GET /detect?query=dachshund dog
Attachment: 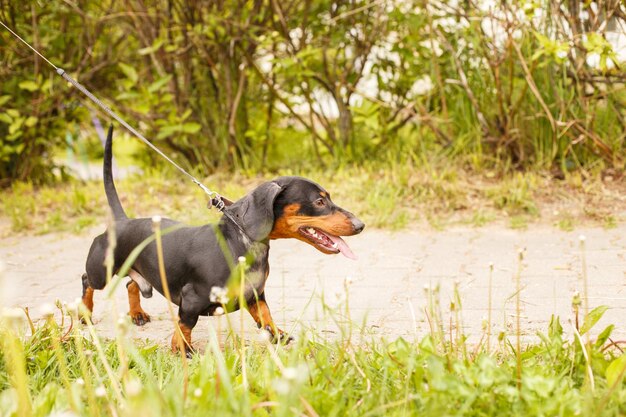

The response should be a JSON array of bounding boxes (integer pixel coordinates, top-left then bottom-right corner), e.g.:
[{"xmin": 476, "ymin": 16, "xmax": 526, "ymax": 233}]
[{"xmin": 81, "ymin": 126, "xmax": 364, "ymax": 355}]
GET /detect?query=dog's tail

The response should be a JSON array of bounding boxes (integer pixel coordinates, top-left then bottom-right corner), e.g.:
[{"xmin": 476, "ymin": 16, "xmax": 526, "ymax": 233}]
[{"xmin": 103, "ymin": 124, "xmax": 127, "ymax": 220}]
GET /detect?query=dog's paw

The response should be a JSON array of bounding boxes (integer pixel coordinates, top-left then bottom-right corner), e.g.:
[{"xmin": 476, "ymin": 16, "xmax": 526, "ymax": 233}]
[
  {"xmin": 171, "ymin": 333, "xmax": 194, "ymax": 358},
  {"xmin": 263, "ymin": 325, "xmax": 294, "ymax": 345},
  {"xmin": 79, "ymin": 313, "xmax": 92, "ymax": 325},
  {"xmin": 129, "ymin": 310, "xmax": 151, "ymax": 326},
  {"xmin": 172, "ymin": 344, "xmax": 194, "ymax": 359}
]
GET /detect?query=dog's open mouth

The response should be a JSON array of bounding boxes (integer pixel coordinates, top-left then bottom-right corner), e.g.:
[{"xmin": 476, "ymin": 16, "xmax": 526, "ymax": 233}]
[{"xmin": 298, "ymin": 227, "xmax": 357, "ymax": 260}]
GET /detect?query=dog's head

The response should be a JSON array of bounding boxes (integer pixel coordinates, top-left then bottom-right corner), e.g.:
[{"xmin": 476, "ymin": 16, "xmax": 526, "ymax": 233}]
[{"xmin": 224, "ymin": 176, "xmax": 364, "ymax": 259}]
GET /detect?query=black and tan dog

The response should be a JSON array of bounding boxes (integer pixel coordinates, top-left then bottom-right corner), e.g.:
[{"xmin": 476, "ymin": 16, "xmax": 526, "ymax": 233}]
[{"xmin": 81, "ymin": 126, "xmax": 364, "ymax": 355}]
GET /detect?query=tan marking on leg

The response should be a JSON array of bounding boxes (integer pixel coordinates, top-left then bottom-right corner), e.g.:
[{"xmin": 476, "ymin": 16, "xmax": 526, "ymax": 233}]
[
  {"xmin": 80, "ymin": 286, "xmax": 95, "ymax": 323},
  {"xmin": 82, "ymin": 287, "xmax": 94, "ymax": 312},
  {"xmin": 248, "ymin": 299, "xmax": 291, "ymax": 343},
  {"xmin": 171, "ymin": 323, "xmax": 193, "ymax": 353},
  {"xmin": 127, "ymin": 281, "xmax": 151, "ymax": 326},
  {"xmin": 248, "ymin": 299, "xmax": 275, "ymax": 329}
]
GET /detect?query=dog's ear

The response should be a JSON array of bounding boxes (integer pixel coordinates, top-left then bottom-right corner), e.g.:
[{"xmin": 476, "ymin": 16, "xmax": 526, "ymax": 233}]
[{"xmin": 224, "ymin": 181, "xmax": 282, "ymax": 241}]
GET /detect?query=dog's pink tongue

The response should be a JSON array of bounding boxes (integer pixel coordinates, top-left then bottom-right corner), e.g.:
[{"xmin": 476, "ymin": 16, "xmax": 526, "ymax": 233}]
[{"xmin": 328, "ymin": 234, "xmax": 357, "ymax": 260}]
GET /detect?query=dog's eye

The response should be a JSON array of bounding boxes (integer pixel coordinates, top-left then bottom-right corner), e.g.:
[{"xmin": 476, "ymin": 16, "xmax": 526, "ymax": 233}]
[{"xmin": 314, "ymin": 198, "xmax": 326, "ymax": 207}]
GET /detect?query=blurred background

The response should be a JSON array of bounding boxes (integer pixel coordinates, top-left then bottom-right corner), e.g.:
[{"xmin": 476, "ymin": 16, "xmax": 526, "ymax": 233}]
[{"xmin": 0, "ymin": 0, "xmax": 624, "ymax": 233}]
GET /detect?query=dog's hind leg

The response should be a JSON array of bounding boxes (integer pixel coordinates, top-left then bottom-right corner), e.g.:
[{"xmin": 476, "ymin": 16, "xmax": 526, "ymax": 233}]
[
  {"xmin": 81, "ymin": 273, "xmax": 95, "ymax": 323},
  {"xmin": 126, "ymin": 269, "xmax": 152, "ymax": 326},
  {"xmin": 126, "ymin": 281, "xmax": 151, "ymax": 326},
  {"xmin": 82, "ymin": 234, "xmax": 111, "ymax": 323}
]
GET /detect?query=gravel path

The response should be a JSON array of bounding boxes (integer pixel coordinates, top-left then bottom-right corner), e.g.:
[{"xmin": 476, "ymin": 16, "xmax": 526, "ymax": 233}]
[{"xmin": 1, "ymin": 224, "xmax": 625, "ymax": 348}]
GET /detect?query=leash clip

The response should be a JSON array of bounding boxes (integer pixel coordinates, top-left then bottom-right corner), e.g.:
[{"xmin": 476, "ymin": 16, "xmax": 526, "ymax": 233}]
[
  {"xmin": 194, "ymin": 180, "xmax": 224, "ymax": 212},
  {"xmin": 208, "ymin": 195, "xmax": 226, "ymax": 212}
]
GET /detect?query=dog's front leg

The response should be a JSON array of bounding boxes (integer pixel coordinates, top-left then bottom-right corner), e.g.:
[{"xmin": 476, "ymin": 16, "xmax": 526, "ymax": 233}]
[
  {"xmin": 171, "ymin": 308, "xmax": 198, "ymax": 358},
  {"xmin": 247, "ymin": 293, "xmax": 293, "ymax": 344}
]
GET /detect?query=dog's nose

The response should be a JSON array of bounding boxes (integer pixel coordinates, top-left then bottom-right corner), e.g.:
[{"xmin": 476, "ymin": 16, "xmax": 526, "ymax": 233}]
[{"xmin": 352, "ymin": 218, "xmax": 365, "ymax": 234}]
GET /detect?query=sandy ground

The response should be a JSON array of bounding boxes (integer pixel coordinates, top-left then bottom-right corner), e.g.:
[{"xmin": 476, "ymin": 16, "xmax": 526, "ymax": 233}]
[{"xmin": 1, "ymin": 223, "xmax": 625, "ymax": 349}]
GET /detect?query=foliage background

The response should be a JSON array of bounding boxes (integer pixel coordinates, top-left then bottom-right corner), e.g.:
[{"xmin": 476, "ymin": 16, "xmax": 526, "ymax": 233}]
[{"xmin": 0, "ymin": 0, "xmax": 624, "ymax": 185}]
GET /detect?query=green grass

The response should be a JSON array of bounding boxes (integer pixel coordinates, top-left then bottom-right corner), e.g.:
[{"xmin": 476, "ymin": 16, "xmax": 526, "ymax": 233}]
[
  {"xmin": 603, "ymin": 216, "xmax": 618, "ymax": 230},
  {"xmin": 1, "ymin": 162, "xmax": 624, "ymax": 237},
  {"xmin": 556, "ymin": 213, "xmax": 577, "ymax": 232},
  {"xmin": 1, "ymin": 213, "xmax": 625, "ymax": 416},
  {"xmin": 1, "ymin": 297, "xmax": 625, "ymax": 416},
  {"xmin": 468, "ymin": 210, "xmax": 497, "ymax": 227}
]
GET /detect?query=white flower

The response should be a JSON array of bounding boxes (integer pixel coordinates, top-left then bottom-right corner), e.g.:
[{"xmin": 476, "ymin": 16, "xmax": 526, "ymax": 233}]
[
  {"xmin": 95, "ymin": 385, "xmax": 107, "ymax": 397},
  {"xmin": 125, "ymin": 379, "xmax": 142, "ymax": 396},
  {"xmin": 66, "ymin": 298, "xmax": 81, "ymax": 313},
  {"xmin": 282, "ymin": 364, "xmax": 308, "ymax": 383},
  {"xmin": 116, "ymin": 315, "xmax": 129, "ymax": 333},
  {"xmin": 283, "ymin": 367, "xmax": 298, "ymax": 380},
  {"xmin": 257, "ymin": 329, "xmax": 271, "ymax": 343},
  {"xmin": 214, "ymin": 307, "xmax": 225, "ymax": 316},
  {"xmin": 75, "ymin": 378, "xmax": 85, "ymax": 386},
  {"xmin": 579, "ymin": 235, "xmax": 586, "ymax": 242},
  {"xmin": 151, "ymin": 215, "xmax": 162, "ymax": 224},
  {"xmin": 39, "ymin": 303, "xmax": 55, "ymax": 317},
  {"xmin": 238, "ymin": 256, "xmax": 246, "ymax": 264},
  {"xmin": 194, "ymin": 388, "xmax": 202, "ymax": 397},
  {"xmin": 210, "ymin": 287, "xmax": 229, "ymax": 304},
  {"xmin": 272, "ymin": 378, "xmax": 290, "ymax": 395}
]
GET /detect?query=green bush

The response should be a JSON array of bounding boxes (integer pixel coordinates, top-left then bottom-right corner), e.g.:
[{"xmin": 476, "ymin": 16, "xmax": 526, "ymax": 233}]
[{"xmin": 1, "ymin": 1, "xmax": 624, "ymax": 185}]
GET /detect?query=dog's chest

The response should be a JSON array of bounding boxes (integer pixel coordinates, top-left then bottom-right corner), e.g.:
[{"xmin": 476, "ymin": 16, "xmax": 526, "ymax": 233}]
[
  {"xmin": 242, "ymin": 244, "xmax": 270, "ymax": 300},
  {"xmin": 241, "ymin": 269, "xmax": 268, "ymax": 302}
]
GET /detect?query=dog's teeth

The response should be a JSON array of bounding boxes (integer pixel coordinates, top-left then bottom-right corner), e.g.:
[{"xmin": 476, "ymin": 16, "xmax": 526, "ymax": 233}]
[
  {"xmin": 332, "ymin": 242, "xmax": 338, "ymax": 249},
  {"xmin": 307, "ymin": 228, "xmax": 316, "ymax": 234}
]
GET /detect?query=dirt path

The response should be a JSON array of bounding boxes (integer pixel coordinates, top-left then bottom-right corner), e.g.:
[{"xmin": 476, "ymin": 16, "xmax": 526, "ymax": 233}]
[{"xmin": 1, "ymin": 224, "xmax": 625, "ymax": 348}]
